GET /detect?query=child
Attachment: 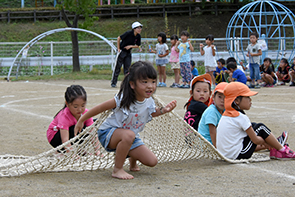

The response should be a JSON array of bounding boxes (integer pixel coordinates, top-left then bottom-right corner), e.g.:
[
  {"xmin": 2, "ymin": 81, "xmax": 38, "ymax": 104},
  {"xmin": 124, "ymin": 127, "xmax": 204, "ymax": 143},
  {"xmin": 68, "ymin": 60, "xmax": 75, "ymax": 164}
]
[
  {"xmin": 200, "ymin": 34, "xmax": 218, "ymax": 87},
  {"xmin": 47, "ymin": 85, "xmax": 94, "ymax": 150},
  {"xmin": 276, "ymin": 58, "xmax": 291, "ymax": 85},
  {"xmin": 260, "ymin": 58, "xmax": 276, "ymax": 87},
  {"xmin": 289, "ymin": 57, "xmax": 295, "ymax": 86},
  {"xmin": 191, "ymin": 60, "xmax": 199, "ymax": 77},
  {"xmin": 227, "ymin": 62, "xmax": 247, "ymax": 84},
  {"xmin": 216, "ymin": 82, "xmax": 294, "ymax": 160},
  {"xmin": 150, "ymin": 32, "xmax": 169, "ymax": 87},
  {"xmin": 175, "ymin": 31, "xmax": 194, "ymax": 88},
  {"xmin": 246, "ymin": 32, "xmax": 262, "ymax": 88},
  {"xmin": 184, "ymin": 73, "xmax": 212, "ymax": 131},
  {"xmin": 111, "ymin": 22, "xmax": 142, "ymax": 88},
  {"xmin": 215, "ymin": 58, "xmax": 227, "ymax": 84},
  {"xmin": 169, "ymin": 34, "xmax": 180, "ymax": 88},
  {"xmin": 75, "ymin": 61, "xmax": 177, "ymax": 180},
  {"xmin": 198, "ymin": 82, "xmax": 227, "ymax": 147}
]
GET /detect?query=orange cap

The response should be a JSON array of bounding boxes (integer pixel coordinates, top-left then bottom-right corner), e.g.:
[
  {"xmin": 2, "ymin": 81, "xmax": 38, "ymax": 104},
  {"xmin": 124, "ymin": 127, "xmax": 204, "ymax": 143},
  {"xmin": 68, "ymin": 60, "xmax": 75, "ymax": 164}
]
[
  {"xmin": 208, "ymin": 82, "xmax": 228, "ymax": 105},
  {"xmin": 186, "ymin": 74, "xmax": 212, "ymax": 109},
  {"xmin": 223, "ymin": 82, "xmax": 258, "ymax": 117}
]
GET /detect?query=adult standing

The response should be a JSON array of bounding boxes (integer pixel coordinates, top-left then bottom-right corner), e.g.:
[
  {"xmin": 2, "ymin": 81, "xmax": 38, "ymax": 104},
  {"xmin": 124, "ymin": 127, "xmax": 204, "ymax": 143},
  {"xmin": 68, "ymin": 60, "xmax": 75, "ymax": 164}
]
[{"xmin": 111, "ymin": 22, "xmax": 142, "ymax": 87}]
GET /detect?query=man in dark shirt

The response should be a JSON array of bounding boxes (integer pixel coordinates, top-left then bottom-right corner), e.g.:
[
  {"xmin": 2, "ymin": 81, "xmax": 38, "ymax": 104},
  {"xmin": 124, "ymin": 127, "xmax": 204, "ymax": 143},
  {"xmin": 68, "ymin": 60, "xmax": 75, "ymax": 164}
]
[{"xmin": 111, "ymin": 22, "xmax": 142, "ymax": 87}]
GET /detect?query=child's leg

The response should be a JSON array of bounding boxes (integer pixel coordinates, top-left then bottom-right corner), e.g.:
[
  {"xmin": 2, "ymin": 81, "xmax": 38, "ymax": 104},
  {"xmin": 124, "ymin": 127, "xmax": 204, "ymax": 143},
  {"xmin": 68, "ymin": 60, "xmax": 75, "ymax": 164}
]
[
  {"xmin": 160, "ymin": 65, "xmax": 166, "ymax": 83},
  {"xmin": 128, "ymin": 145, "xmax": 158, "ymax": 171},
  {"xmin": 108, "ymin": 128, "xmax": 136, "ymax": 179},
  {"xmin": 253, "ymin": 63, "xmax": 261, "ymax": 84},
  {"xmin": 174, "ymin": 68, "xmax": 180, "ymax": 84},
  {"xmin": 185, "ymin": 62, "xmax": 192, "ymax": 85},
  {"xmin": 265, "ymin": 74, "xmax": 274, "ymax": 85},
  {"xmin": 249, "ymin": 63, "xmax": 255, "ymax": 85},
  {"xmin": 157, "ymin": 65, "xmax": 162, "ymax": 83},
  {"xmin": 180, "ymin": 63, "xmax": 186, "ymax": 85}
]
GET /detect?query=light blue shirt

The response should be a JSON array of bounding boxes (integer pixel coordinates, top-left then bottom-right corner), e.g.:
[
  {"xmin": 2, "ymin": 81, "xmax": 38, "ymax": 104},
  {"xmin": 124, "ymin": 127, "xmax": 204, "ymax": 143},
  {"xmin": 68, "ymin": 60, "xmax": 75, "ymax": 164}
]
[
  {"xmin": 178, "ymin": 42, "xmax": 191, "ymax": 63},
  {"xmin": 198, "ymin": 104, "xmax": 222, "ymax": 144}
]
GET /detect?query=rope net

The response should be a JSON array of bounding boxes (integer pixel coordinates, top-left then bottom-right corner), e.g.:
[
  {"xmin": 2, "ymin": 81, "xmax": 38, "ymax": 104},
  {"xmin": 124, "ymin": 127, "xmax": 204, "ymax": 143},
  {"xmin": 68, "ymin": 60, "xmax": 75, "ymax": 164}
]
[{"xmin": 0, "ymin": 96, "xmax": 269, "ymax": 177}]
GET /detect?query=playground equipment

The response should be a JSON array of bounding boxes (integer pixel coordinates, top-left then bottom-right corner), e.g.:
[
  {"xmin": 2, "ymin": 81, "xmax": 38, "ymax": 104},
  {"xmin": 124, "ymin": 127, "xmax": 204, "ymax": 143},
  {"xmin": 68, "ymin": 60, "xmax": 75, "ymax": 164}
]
[{"xmin": 226, "ymin": 0, "xmax": 295, "ymax": 65}]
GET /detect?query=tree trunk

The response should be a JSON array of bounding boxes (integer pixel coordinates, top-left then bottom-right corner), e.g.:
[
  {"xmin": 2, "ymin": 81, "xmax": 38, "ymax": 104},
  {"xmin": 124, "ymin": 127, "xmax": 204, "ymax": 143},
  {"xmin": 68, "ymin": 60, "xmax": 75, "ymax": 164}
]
[{"xmin": 71, "ymin": 31, "xmax": 80, "ymax": 72}]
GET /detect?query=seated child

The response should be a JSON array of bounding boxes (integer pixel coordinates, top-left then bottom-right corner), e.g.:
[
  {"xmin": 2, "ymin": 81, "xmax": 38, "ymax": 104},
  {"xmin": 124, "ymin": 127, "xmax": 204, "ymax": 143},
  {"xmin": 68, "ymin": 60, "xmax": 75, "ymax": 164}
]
[
  {"xmin": 184, "ymin": 73, "xmax": 212, "ymax": 131},
  {"xmin": 276, "ymin": 58, "xmax": 290, "ymax": 85},
  {"xmin": 198, "ymin": 82, "xmax": 227, "ymax": 147},
  {"xmin": 289, "ymin": 57, "xmax": 295, "ymax": 86},
  {"xmin": 227, "ymin": 62, "xmax": 247, "ymax": 84},
  {"xmin": 191, "ymin": 60, "xmax": 199, "ymax": 77},
  {"xmin": 260, "ymin": 58, "xmax": 276, "ymax": 87},
  {"xmin": 215, "ymin": 58, "xmax": 227, "ymax": 84},
  {"xmin": 216, "ymin": 82, "xmax": 294, "ymax": 160}
]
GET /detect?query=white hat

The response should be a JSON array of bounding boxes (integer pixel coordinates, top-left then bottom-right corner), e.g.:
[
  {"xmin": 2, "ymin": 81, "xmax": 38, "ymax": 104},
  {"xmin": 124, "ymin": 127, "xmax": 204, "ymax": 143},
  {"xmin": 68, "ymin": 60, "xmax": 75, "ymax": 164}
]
[{"xmin": 132, "ymin": 22, "xmax": 143, "ymax": 29}]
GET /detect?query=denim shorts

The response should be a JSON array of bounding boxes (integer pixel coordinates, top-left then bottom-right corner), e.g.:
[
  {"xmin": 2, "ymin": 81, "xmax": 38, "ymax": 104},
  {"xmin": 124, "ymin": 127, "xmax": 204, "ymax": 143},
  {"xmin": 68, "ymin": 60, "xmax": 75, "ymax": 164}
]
[
  {"xmin": 98, "ymin": 127, "xmax": 144, "ymax": 152},
  {"xmin": 249, "ymin": 63, "xmax": 261, "ymax": 80}
]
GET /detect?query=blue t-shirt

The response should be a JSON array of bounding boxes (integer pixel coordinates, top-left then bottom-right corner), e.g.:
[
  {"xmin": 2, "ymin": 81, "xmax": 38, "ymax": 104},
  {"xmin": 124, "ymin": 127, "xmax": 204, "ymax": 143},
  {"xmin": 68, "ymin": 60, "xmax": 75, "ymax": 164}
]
[
  {"xmin": 198, "ymin": 104, "xmax": 222, "ymax": 144},
  {"xmin": 192, "ymin": 68, "xmax": 199, "ymax": 77},
  {"xmin": 216, "ymin": 66, "xmax": 227, "ymax": 73},
  {"xmin": 232, "ymin": 69, "xmax": 247, "ymax": 84},
  {"xmin": 178, "ymin": 42, "xmax": 191, "ymax": 63}
]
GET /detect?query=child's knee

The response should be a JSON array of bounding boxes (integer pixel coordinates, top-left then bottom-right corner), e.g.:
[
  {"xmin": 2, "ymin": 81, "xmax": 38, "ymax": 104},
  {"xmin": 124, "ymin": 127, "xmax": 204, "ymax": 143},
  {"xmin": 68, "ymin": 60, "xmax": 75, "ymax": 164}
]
[
  {"xmin": 122, "ymin": 130, "xmax": 136, "ymax": 144},
  {"xmin": 148, "ymin": 156, "xmax": 158, "ymax": 167}
]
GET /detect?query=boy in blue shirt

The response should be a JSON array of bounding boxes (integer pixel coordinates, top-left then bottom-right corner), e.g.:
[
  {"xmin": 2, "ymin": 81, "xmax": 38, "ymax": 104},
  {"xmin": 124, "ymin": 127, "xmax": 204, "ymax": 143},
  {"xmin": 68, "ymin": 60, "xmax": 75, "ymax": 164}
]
[
  {"xmin": 191, "ymin": 60, "xmax": 199, "ymax": 77},
  {"xmin": 215, "ymin": 58, "xmax": 227, "ymax": 84},
  {"xmin": 227, "ymin": 62, "xmax": 247, "ymax": 84}
]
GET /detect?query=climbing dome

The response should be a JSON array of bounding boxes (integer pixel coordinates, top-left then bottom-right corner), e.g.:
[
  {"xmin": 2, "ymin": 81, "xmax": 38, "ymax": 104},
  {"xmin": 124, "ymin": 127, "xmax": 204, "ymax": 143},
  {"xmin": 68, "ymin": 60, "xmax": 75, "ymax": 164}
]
[{"xmin": 226, "ymin": 0, "xmax": 295, "ymax": 66}]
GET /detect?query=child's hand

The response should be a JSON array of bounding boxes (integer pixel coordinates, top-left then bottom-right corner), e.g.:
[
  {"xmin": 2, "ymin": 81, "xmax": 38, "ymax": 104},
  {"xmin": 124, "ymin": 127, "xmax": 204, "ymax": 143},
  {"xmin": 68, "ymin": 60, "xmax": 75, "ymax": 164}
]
[
  {"xmin": 163, "ymin": 100, "xmax": 177, "ymax": 113},
  {"xmin": 211, "ymin": 45, "xmax": 215, "ymax": 49},
  {"xmin": 239, "ymin": 61, "xmax": 243, "ymax": 66},
  {"xmin": 200, "ymin": 43, "xmax": 204, "ymax": 48},
  {"xmin": 188, "ymin": 40, "xmax": 191, "ymax": 43},
  {"xmin": 176, "ymin": 41, "xmax": 180, "ymax": 46},
  {"xmin": 246, "ymin": 53, "xmax": 249, "ymax": 57},
  {"xmin": 74, "ymin": 121, "xmax": 84, "ymax": 136}
]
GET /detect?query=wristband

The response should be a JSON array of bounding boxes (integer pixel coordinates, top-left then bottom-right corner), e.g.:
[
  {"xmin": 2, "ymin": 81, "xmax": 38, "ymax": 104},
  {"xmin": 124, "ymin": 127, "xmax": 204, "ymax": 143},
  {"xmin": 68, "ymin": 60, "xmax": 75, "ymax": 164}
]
[{"xmin": 160, "ymin": 107, "xmax": 164, "ymax": 114}]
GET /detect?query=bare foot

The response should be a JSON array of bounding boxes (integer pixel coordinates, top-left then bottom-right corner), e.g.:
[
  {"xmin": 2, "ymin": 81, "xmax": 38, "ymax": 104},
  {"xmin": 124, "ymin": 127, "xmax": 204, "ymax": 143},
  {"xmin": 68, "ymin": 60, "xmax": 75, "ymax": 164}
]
[
  {"xmin": 112, "ymin": 168, "xmax": 134, "ymax": 180},
  {"xmin": 129, "ymin": 157, "xmax": 140, "ymax": 172},
  {"xmin": 130, "ymin": 165, "xmax": 140, "ymax": 172}
]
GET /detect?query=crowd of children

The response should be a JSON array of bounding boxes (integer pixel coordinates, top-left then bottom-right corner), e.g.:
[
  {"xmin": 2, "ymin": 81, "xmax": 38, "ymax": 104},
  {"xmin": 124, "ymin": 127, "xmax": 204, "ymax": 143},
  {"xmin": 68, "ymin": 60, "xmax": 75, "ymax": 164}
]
[{"xmin": 45, "ymin": 24, "xmax": 295, "ymax": 180}]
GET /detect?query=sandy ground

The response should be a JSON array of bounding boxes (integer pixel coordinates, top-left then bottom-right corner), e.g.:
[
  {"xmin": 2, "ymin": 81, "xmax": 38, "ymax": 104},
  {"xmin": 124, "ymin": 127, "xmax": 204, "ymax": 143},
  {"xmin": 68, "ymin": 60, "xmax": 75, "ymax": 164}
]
[{"xmin": 0, "ymin": 79, "xmax": 295, "ymax": 196}]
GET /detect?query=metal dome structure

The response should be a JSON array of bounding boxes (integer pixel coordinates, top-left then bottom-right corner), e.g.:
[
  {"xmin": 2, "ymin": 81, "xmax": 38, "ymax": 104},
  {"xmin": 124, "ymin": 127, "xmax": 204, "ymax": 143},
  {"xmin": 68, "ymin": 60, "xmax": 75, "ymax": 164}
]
[{"xmin": 226, "ymin": 0, "xmax": 295, "ymax": 66}]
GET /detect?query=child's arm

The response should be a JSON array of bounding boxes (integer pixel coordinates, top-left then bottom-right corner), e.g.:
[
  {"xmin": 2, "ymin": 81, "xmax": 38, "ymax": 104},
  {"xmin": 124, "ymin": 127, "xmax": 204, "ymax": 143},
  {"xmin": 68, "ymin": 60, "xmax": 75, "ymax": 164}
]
[
  {"xmin": 175, "ymin": 41, "xmax": 180, "ymax": 53},
  {"xmin": 188, "ymin": 40, "xmax": 194, "ymax": 52},
  {"xmin": 211, "ymin": 45, "xmax": 215, "ymax": 56},
  {"xmin": 117, "ymin": 36, "xmax": 121, "ymax": 52},
  {"xmin": 250, "ymin": 49, "xmax": 262, "ymax": 57},
  {"xmin": 152, "ymin": 100, "xmax": 177, "ymax": 117},
  {"xmin": 208, "ymin": 124, "xmax": 217, "ymax": 147},
  {"xmin": 199, "ymin": 43, "xmax": 204, "ymax": 56},
  {"xmin": 158, "ymin": 50, "xmax": 169, "ymax": 58},
  {"xmin": 75, "ymin": 98, "xmax": 116, "ymax": 135},
  {"xmin": 245, "ymin": 126, "xmax": 265, "ymax": 145}
]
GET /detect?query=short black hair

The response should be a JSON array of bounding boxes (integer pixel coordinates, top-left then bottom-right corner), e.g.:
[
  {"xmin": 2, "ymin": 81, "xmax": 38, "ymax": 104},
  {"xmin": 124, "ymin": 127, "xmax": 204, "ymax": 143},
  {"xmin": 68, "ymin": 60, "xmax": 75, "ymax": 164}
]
[
  {"xmin": 218, "ymin": 58, "xmax": 225, "ymax": 65},
  {"xmin": 190, "ymin": 60, "xmax": 195, "ymax": 67},
  {"xmin": 250, "ymin": 32, "xmax": 259, "ymax": 38},
  {"xmin": 157, "ymin": 32, "xmax": 167, "ymax": 43},
  {"xmin": 227, "ymin": 62, "xmax": 237, "ymax": 70},
  {"xmin": 226, "ymin": 57, "xmax": 237, "ymax": 65},
  {"xmin": 180, "ymin": 31, "xmax": 189, "ymax": 37},
  {"xmin": 170, "ymin": 34, "xmax": 179, "ymax": 41},
  {"xmin": 206, "ymin": 34, "xmax": 214, "ymax": 41}
]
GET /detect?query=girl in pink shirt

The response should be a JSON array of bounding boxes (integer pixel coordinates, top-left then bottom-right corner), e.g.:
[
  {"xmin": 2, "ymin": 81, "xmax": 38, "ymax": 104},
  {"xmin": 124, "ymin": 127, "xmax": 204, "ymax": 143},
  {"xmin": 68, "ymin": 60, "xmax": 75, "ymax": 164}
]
[{"xmin": 47, "ymin": 85, "xmax": 93, "ymax": 149}]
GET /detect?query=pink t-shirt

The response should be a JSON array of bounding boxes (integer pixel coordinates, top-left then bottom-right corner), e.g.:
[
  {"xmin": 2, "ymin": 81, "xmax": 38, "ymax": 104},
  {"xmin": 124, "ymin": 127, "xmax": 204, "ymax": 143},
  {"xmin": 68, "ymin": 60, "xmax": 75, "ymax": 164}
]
[
  {"xmin": 169, "ymin": 46, "xmax": 179, "ymax": 63},
  {"xmin": 47, "ymin": 107, "xmax": 93, "ymax": 143}
]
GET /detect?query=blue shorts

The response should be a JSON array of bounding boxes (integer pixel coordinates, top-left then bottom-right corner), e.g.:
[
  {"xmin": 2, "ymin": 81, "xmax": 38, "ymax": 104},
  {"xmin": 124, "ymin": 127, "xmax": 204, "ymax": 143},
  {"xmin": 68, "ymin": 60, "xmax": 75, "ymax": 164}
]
[
  {"xmin": 98, "ymin": 127, "xmax": 144, "ymax": 152},
  {"xmin": 249, "ymin": 63, "xmax": 261, "ymax": 80}
]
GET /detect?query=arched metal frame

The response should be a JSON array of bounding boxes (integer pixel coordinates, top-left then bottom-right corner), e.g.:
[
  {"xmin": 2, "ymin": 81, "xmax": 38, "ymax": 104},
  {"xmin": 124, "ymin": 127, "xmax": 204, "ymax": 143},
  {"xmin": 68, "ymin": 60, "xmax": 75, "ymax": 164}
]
[
  {"xmin": 226, "ymin": 0, "xmax": 295, "ymax": 66},
  {"xmin": 7, "ymin": 28, "xmax": 117, "ymax": 81}
]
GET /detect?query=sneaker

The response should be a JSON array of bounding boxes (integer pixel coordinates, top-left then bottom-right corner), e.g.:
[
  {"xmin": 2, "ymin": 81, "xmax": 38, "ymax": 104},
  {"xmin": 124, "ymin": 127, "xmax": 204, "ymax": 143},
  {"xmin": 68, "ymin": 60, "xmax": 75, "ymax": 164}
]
[
  {"xmin": 111, "ymin": 84, "xmax": 116, "ymax": 88},
  {"xmin": 157, "ymin": 82, "xmax": 162, "ymax": 87},
  {"xmin": 274, "ymin": 145, "xmax": 295, "ymax": 160},
  {"xmin": 170, "ymin": 83, "xmax": 179, "ymax": 88},
  {"xmin": 278, "ymin": 81, "xmax": 285, "ymax": 86},
  {"xmin": 254, "ymin": 84, "xmax": 261, "ymax": 89},
  {"xmin": 162, "ymin": 82, "xmax": 167, "ymax": 87},
  {"xmin": 290, "ymin": 82, "xmax": 295, "ymax": 86},
  {"xmin": 270, "ymin": 148, "xmax": 276, "ymax": 159},
  {"xmin": 183, "ymin": 84, "xmax": 190, "ymax": 88},
  {"xmin": 178, "ymin": 84, "xmax": 185, "ymax": 88},
  {"xmin": 277, "ymin": 131, "xmax": 288, "ymax": 146},
  {"xmin": 248, "ymin": 84, "xmax": 255, "ymax": 89}
]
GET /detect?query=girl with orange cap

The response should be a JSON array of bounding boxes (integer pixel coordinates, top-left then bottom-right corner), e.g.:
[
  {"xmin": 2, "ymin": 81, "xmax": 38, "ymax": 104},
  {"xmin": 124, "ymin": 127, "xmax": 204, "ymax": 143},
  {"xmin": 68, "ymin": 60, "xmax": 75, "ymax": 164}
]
[
  {"xmin": 216, "ymin": 82, "xmax": 294, "ymax": 160},
  {"xmin": 198, "ymin": 82, "xmax": 227, "ymax": 147},
  {"xmin": 184, "ymin": 73, "xmax": 212, "ymax": 131}
]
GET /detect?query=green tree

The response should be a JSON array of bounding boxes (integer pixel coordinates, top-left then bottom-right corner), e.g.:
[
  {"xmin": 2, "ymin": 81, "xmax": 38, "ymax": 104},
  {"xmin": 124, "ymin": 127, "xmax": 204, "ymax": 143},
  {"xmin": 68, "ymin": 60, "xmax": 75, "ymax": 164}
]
[{"xmin": 56, "ymin": 0, "xmax": 98, "ymax": 72}]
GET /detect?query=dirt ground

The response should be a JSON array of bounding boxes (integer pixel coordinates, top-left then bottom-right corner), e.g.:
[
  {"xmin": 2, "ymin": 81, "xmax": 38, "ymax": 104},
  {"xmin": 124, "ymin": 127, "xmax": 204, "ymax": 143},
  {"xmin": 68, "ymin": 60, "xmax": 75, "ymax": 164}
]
[{"xmin": 0, "ymin": 79, "xmax": 295, "ymax": 196}]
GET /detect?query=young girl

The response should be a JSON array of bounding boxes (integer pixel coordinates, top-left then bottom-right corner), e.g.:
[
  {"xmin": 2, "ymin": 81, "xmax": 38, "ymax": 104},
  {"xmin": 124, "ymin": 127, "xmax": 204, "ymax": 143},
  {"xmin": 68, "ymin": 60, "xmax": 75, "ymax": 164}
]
[
  {"xmin": 184, "ymin": 73, "xmax": 212, "ymax": 131},
  {"xmin": 260, "ymin": 58, "xmax": 276, "ymax": 87},
  {"xmin": 289, "ymin": 57, "xmax": 295, "ymax": 86},
  {"xmin": 276, "ymin": 58, "xmax": 290, "ymax": 85},
  {"xmin": 169, "ymin": 34, "xmax": 180, "ymax": 88},
  {"xmin": 150, "ymin": 32, "xmax": 169, "ymax": 87},
  {"xmin": 47, "ymin": 85, "xmax": 93, "ymax": 150},
  {"xmin": 198, "ymin": 82, "xmax": 227, "ymax": 147},
  {"xmin": 75, "ymin": 61, "xmax": 177, "ymax": 180},
  {"xmin": 216, "ymin": 82, "xmax": 294, "ymax": 160}
]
